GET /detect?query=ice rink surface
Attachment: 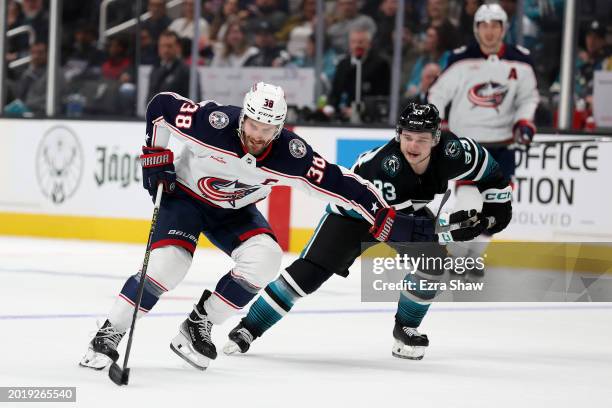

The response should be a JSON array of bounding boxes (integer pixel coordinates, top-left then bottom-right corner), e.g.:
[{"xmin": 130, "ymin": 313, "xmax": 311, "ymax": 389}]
[{"xmin": 1, "ymin": 236, "xmax": 611, "ymax": 408}]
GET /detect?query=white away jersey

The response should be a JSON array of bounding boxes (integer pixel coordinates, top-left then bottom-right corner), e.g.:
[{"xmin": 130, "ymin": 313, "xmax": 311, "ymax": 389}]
[
  {"xmin": 144, "ymin": 92, "xmax": 387, "ymax": 224},
  {"xmin": 428, "ymin": 43, "xmax": 539, "ymax": 144}
]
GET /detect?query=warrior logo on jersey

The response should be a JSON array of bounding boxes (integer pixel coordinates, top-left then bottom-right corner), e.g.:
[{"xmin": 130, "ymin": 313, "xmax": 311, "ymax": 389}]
[
  {"xmin": 381, "ymin": 154, "xmax": 402, "ymax": 177},
  {"xmin": 467, "ymin": 81, "xmax": 509, "ymax": 110},
  {"xmin": 36, "ymin": 125, "xmax": 84, "ymax": 204},
  {"xmin": 209, "ymin": 111, "xmax": 229, "ymax": 129},
  {"xmin": 444, "ymin": 140, "xmax": 461, "ymax": 159},
  {"xmin": 198, "ymin": 177, "xmax": 260, "ymax": 207},
  {"xmin": 289, "ymin": 139, "xmax": 307, "ymax": 158}
]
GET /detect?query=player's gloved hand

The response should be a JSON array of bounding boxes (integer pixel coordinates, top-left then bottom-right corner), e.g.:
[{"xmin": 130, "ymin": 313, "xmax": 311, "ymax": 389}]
[
  {"xmin": 370, "ymin": 208, "xmax": 436, "ymax": 242},
  {"xmin": 480, "ymin": 186, "xmax": 513, "ymax": 234},
  {"xmin": 445, "ymin": 209, "xmax": 487, "ymax": 241},
  {"xmin": 140, "ymin": 146, "xmax": 176, "ymax": 196},
  {"xmin": 513, "ymin": 120, "xmax": 536, "ymax": 145}
]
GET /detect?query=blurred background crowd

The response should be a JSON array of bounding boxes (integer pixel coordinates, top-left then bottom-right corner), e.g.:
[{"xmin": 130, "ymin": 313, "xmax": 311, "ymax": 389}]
[{"xmin": 2, "ymin": 0, "xmax": 611, "ymax": 129}]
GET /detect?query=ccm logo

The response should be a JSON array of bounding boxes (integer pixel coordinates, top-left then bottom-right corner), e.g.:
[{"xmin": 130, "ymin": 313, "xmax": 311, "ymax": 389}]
[{"xmin": 485, "ymin": 192, "xmax": 511, "ymax": 201}]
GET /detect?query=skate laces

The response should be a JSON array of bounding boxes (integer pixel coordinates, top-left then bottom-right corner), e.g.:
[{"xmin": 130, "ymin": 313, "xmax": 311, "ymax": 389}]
[
  {"xmin": 94, "ymin": 322, "xmax": 125, "ymax": 347},
  {"xmin": 189, "ymin": 307, "xmax": 213, "ymax": 342},
  {"xmin": 236, "ymin": 327, "xmax": 254, "ymax": 344},
  {"xmin": 402, "ymin": 327, "xmax": 421, "ymax": 337}
]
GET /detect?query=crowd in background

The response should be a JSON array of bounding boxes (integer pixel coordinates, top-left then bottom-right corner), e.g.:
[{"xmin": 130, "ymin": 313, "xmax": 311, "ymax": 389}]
[{"xmin": 3, "ymin": 0, "xmax": 612, "ymax": 129}]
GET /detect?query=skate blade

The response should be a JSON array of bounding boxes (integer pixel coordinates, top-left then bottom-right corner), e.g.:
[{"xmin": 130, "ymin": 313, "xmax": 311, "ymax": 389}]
[
  {"xmin": 222, "ymin": 340, "xmax": 241, "ymax": 355},
  {"xmin": 391, "ymin": 340, "xmax": 425, "ymax": 360},
  {"xmin": 170, "ymin": 333, "xmax": 210, "ymax": 371},
  {"xmin": 79, "ymin": 348, "xmax": 113, "ymax": 370}
]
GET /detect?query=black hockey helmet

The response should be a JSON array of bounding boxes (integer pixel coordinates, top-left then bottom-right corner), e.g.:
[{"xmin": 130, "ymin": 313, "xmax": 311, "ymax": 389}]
[{"xmin": 395, "ymin": 103, "xmax": 441, "ymax": 144}]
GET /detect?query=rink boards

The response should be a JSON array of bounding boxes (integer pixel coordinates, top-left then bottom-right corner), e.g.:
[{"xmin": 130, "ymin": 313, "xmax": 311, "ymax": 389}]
[{"xmin": 1, "ymin": 118, "xmax": 611, "ymax": 262}]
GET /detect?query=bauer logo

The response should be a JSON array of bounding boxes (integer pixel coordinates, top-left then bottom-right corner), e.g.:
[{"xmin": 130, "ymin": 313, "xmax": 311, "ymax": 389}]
[{"xmin": 35, "ymin": 126, "xmax": 84, "ymax": 204}]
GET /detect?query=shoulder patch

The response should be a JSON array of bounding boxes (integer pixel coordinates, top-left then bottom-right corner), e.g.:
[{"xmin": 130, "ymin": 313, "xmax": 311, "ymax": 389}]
[
  {"xmin": 289, "ymin": 138, "xmax": 307, "ymax": 158},
  {"xmin": 209, "ymin": 111, "xmax": 229, "ymax": 129},
  {"xmin": 453, "ymin": 45, "xmax": 467, "ymax": 54},
  {"xmin": 444, "ymin": 139, "xmax": 462, "ymax": 159},
  {"xmin": 381, "ymin": 154, "xmax": 402, "ymax": 177},
  {"xmin": 516, "ymin": 45, "xmax": 531, "ymax": 55}
]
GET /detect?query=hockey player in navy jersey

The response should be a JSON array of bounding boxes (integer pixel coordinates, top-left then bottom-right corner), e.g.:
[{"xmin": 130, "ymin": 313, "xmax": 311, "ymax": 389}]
[
  {"xmin": 223, "ymin": 103, "xmax": 512, "ymax": 360},
  {"xmin": 80, "ymin": 83, "xmax": 434, "ymax": 371},
  {"xmin": 427, "ymin": 3, "xmax": 539, "ymax": 266}
]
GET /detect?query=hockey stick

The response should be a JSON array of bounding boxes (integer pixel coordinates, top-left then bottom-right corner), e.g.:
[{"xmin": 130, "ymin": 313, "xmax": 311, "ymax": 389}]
[{"xmin": 109, "ymin": 183, "xmax": 164, "ymax": 386}]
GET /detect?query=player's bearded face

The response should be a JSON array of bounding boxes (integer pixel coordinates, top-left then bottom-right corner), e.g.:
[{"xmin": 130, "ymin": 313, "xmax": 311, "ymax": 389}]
[
  {"xmin": 477, "ymin": 21, "xmax": 504, "ymax": 51},
  {"xmin": 242, "ymin": 117, "xmax": 278, "ymax": 155},
  {"xmin": 399, "ymin": 130, "xmax": 434, "ymax": 166}
]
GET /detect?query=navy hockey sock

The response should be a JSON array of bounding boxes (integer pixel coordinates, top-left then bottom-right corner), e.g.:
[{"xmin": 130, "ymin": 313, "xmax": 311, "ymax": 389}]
[
  {"xmin": 242, "ymin": 276, "xmax": 301, "ymax": 338},
  {"xmin": 119, "ymin": 272, "xmax": 164, "ymax": 312},
  {"xmin": 212, "ymin": 271, "xmax": 260, "ymax": 309}
]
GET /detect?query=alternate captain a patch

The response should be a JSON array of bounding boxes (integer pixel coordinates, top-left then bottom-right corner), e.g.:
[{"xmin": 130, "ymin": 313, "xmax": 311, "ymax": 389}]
[
  {"xmin": 381, "ymin": 154, "xmax": 402, "ymax": 177},
  {"xmin": 209, "ymin": 111, "xmax": 229, "ymax": 129}
]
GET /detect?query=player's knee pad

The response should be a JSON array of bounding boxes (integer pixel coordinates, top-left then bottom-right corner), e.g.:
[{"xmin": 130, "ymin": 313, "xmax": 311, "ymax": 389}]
[
  {"xmin": 143, "ymin": 245, "xmax": 192, "ymax": 295},
  {"xmin": 231, "ymin": 234, "xmax": 282, "ymax": 290},
  {"xmin": 282, "ymin": 258, "xmax": 334, "ymax": 296}
]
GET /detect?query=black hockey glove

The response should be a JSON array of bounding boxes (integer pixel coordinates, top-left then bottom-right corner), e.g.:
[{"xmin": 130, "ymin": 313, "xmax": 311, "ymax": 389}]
[
  {"xmin": 140, "ymin": 146, "xmax": 176, "ymax": 196},
  {"xmin": 480, "ymin": 186, "xmax": 513, "ymax": 234},
  {"xmin": 444, "ymin": 210, "xmax": 487, "ymax": 242},
  {"xmin": 370, "ymin": 208, "xmax": 436, "ymax": 242}
]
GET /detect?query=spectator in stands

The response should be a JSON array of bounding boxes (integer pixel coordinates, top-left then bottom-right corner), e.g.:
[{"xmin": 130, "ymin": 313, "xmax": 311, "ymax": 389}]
[
  {"xmin": 169, "ymin": 0, "xmax": 210, "ymax": 42},
  {"xmin": 6, "ymin": 0, "xmax": 27, "ymax": 64},
  {"xmin": 140, "ymin": 28, "xmax": 160, "ymax": 65},
  {"xmin": 419, "ymin": 0, "xmax": 458, "ymax": 49},
  {"xmin": 63, "ymin": 23, "xmax": 106, "ymax": 82},
  {"xmin": 244, "ymin": 0, "xmax": 288, "ymax": 36},
  {"xmin": 7, "ymin": 42, "xmax": 54, "ymax": 115},
  {"xmin": 21, "ymin": 0, "xmax": 49, "ymax": 44},
  {"xmin": 458, "ymin": 0, "xmax": 483, "ymax": 45},
  {"xmin": 277, "ymin": 0, "xmax": 316, "ymax": 55},
  {"xmin": 211, "ymin": 19, "xmax": 259, "ymax": 67},
  {"xmin": 405, "ymin": 25, "xmax": 450, "ymax": 96},
  {"xmin": 372, "ymin": 0, "xmax": 399, "ymax": 58},
  {"xmin": 147, "ymin": 30, "xmax": 191, "ymax": 102},
  {"xmin": 404, "ymin": 62, "xmax": 440, "ymax": 104},
  {"xmin": 327, "ymin": 0, "xmax": 377, "ymax": 54},
  {"xmin": 286, "ymin": 34, "xmax": 337, "ymax": 93},
  {"xmin": 244, "ymin": 21, "xmax": 289, "ymax": 67},
  {"xmin": 575, "ymin": 20, "xmax": 610, "ymax": 99},
  {"xmin": 143, "ymin": 0, "xmax": 172, "ymax": 46},
  {"xmin": 327, "ymin": 28, "xmax": 390, "ymax": 119},
  {"xmin": 209, "ymin": 0, "xmax": 244, "ymax": 43},
  {"xmin": 102, "ymin": 37, "xmax": 132, "ymax": 81}
]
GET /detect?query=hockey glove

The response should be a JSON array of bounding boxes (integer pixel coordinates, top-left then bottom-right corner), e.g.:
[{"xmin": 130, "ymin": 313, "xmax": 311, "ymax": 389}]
[
  {"xmin": 140, "ymin": 146, "xmax": 176, "ymax": 196},
  {"xmin": 480, "ymin": 186, "xmax": 512, "ymax": 234},
  {"xmin": 438, "ymin": 209, "xmax": 487, "ymax": 242},
  {"xmin": 370, "ymin": 208, "xmax": 436, "ymax": 242},
  {"xmin": 513, "ymin": 120, "xmax": 536, "ymax": 146}
]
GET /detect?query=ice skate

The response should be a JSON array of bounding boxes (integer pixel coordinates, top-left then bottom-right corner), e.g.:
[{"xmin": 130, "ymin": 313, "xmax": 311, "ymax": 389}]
[
  {"xmin": 391, "ymin": 321, "xmax": 429, "ymax": 360},
  {"xmin": 170, "ymin": 290, "xmax": 217, "ymax": 370},
  {"xmin": 79, "ymin": 320, "xmax": 125, "ymax": 370},
  {"xmin": 223, "ymin": 321, "xmax": 255, "ymax": 355}
]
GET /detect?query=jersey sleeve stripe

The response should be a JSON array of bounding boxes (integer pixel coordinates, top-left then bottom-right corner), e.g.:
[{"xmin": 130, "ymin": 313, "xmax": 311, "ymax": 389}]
[
  {"xmin": 260, "ymin": 166, "xmax": 376, "ymax": 224},
  {"xmin": 450, "ymin": 138, "xmax": 480, "ymax": 181},
  {"xmin": 473, "ymin": 147, "xmax": 490, "ymax": 182}
]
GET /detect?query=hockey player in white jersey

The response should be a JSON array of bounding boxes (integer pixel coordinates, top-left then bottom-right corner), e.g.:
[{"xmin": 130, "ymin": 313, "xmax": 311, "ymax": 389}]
[
  {"xmin": 427, "ymin": 3, "xmax": 539, "ymax": 264},
  {"xmin": 79, "ymin": 83, "xmax": 434, "ymax": 371}
]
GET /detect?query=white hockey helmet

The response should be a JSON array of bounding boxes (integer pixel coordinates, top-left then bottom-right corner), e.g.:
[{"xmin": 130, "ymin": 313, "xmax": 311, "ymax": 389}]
[
  {"xmin": 473, "ymin": 3, "xmax": 508, "ymax": 40},
  {"xmin": 239, "ymin": 82, "xmax": 288, "ymax": 139}
]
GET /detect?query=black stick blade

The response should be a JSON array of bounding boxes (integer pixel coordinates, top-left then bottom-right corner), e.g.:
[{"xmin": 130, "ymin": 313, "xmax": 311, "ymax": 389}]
[{"xmin": 109, "ymin": 362, "xmax": 130, "ymax": 386}]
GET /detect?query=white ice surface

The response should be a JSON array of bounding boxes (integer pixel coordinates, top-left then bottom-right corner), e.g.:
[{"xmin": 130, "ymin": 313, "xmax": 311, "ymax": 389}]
[{"xmin": 0, "ymin": 236, "xmax": 611, "ymax": 408}]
